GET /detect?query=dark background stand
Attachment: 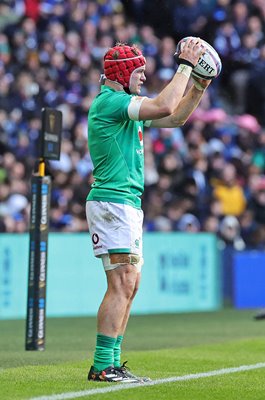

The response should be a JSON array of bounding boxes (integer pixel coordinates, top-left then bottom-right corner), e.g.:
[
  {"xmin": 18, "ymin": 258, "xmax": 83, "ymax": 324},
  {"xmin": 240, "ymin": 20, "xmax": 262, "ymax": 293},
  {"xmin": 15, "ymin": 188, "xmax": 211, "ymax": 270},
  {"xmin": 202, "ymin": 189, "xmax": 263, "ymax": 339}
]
[{"xmin": 25, "ymin": 108, "xmax": 62, "ymax": 351}]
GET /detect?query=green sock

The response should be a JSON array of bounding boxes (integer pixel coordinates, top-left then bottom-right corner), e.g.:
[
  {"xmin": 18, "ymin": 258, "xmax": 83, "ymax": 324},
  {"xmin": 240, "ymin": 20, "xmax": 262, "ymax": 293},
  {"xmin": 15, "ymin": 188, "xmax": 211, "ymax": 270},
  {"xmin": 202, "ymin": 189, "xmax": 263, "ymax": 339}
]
[
  {"xmin": 114, "ymin": 335, "xmax": 124, "ymax": 368},
  {"xmin": 93, "ymin": 334, "xmax": 116, "ymax": 372}
]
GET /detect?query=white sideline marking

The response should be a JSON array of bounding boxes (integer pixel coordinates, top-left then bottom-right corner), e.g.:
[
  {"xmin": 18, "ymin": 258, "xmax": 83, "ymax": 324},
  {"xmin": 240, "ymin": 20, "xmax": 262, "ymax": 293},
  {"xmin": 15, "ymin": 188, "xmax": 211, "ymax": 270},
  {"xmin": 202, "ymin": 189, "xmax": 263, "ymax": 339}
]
[{"xmin": 29, "ymin": 362, "xmax": 265, "ymax": 400}]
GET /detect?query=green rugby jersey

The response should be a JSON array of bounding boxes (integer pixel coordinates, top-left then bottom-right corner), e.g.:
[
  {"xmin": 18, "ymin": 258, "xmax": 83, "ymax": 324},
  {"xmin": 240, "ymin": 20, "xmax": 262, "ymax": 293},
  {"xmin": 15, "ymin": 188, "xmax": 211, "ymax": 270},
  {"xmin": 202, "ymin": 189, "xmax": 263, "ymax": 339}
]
[{"xmin": 87, "ymin": 85, "xmax": 145, "ymax": 209}]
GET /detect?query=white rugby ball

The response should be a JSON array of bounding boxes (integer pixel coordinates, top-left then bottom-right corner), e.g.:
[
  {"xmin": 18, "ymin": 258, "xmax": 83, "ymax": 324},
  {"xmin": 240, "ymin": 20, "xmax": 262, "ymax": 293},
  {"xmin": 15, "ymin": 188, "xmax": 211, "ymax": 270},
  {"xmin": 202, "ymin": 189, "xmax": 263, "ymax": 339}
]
[{"xmin": 175, "ymin": 37, "xmax": 222, "ymax": 80}]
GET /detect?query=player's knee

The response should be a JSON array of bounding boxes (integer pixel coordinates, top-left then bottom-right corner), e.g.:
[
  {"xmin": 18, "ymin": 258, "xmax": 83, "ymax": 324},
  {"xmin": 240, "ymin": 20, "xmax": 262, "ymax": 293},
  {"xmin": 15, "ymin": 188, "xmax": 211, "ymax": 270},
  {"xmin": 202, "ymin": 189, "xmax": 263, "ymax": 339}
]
[
  {"xmin": 104, "ymin": 253, "xmax": 142, "ymax": 299},
  {"xmin": 120, "ymin": 265, "xmax": 138, "ymax": 299},
  {"xmin": 131, "ymin": 273, "xmax": 141, "ymax": 300},
  {"xmin": 122, "ymin": 267, "xmax": 141, "ymax": 300},
  {"xmin": 108, "ymin": 264, "xmax": 137, "ymax": 299},
  {"xmin": 131, "ymin": 284, "xmax": 139, "ymax": 300}
]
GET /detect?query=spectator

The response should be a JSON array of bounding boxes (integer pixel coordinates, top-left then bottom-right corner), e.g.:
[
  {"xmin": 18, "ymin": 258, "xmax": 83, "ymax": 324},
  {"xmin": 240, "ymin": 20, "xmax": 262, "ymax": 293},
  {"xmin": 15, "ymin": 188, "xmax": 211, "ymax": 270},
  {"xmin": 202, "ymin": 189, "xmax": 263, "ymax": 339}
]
[
  {"xmin": 246, "ymin": 43, "xmax": 265, "ymax": 125},
  {"xmin": 202, "ymin": 214, "xmax": 220, "ymax": 234},
  {"xmin": 212, "ymin": 162, "xmax": 247, "ymax": 217},
  {"xmin": 0, "ymin": 0, "xmax": 265, "ymax": 246},
  {"xmin": 218, "ymin": 215, "xmax": 246, "ymax": 250},
  {"xmin": 172, "ymin": 0, "xmax": 209, "ymax": 42},
  {"xmin": 177, "ymin": 213, "xmax": 201, "ymax": 232},
  {"xmin": 248, "ymin": 175, "xmax": 265, "ymax": 225}
]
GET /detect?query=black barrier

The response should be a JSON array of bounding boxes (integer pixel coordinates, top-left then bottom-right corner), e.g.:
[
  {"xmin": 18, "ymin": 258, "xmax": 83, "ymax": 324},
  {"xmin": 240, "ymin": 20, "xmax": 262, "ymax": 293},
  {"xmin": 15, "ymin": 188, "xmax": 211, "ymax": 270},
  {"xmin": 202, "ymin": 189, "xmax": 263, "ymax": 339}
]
[
  {"xmin": 25, "ymin": 107, "xmax": 62, "ymax": 351},
  {"xmin": 25, "ymin": 176, "xmax": 51, "ymax": 350}
]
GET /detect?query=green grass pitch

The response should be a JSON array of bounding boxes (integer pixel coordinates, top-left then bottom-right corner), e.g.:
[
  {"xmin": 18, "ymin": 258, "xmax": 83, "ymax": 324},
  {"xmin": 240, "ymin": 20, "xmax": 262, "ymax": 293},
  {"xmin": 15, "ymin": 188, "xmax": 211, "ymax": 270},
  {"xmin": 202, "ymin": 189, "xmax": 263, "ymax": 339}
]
[{"xmin": 1, "ymin": 309, "xmax": 265, "ymax": 400}]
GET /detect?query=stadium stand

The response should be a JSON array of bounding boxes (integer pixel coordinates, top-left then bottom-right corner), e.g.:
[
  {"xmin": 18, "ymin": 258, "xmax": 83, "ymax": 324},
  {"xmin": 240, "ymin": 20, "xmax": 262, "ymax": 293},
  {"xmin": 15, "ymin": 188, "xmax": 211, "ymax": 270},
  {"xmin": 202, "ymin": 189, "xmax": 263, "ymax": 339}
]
[{"xmin": 0, "ymin": 0, "xmax": 265, "ymax": 249}]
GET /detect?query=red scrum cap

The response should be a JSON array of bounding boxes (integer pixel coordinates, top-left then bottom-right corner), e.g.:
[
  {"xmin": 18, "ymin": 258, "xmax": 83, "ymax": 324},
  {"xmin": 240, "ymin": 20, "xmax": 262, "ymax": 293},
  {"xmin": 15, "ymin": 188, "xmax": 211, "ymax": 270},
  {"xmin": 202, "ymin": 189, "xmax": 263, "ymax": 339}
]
[{"xmin": 103, "ymin": 44, "xmax": 146, "ymax": 89}]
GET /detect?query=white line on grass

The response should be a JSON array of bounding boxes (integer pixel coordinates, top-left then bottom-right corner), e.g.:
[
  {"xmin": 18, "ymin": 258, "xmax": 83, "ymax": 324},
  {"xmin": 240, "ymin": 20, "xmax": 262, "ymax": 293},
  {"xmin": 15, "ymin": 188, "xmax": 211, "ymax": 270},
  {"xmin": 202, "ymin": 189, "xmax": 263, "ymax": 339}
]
[{"xmin": 29, "ymin": 362, "xmax": 265, "ymax": 400}]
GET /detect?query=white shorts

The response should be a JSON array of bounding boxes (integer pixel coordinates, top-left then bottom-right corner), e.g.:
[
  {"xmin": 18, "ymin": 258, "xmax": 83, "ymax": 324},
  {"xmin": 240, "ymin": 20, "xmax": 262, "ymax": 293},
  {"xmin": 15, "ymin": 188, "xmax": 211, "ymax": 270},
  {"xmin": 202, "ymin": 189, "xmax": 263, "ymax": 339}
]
[{"xmin": 86, "ymin": 201, "xmax": 144, "ymax": 271}]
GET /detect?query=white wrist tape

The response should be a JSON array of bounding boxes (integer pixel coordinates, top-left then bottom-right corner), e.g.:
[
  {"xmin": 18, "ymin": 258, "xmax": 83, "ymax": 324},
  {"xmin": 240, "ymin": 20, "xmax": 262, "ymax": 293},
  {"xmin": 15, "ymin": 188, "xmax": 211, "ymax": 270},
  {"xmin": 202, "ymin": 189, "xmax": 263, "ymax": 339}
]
[
  {"xmin": 192, "ymin": 80, "xmax": 205, "ymax": 91},
  {"xmin": 176, "ymin": 64, "xmax": 192, "ymax": 78}
]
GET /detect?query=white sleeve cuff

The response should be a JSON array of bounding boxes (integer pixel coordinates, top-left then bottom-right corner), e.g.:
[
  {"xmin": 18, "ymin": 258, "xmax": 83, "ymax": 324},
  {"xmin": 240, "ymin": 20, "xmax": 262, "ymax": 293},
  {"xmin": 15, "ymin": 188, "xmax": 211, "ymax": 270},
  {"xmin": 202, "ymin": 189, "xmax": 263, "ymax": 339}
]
[{"xmin": 128, "ymin": 96, "xmax": 146, "ymax": 121}]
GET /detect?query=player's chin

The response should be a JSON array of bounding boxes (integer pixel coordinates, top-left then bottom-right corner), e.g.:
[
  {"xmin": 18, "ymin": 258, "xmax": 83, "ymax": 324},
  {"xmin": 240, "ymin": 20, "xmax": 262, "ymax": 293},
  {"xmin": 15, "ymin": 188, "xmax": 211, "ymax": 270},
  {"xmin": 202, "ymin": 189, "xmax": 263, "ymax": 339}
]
[
  {"xmin": 133, "ymin": 83, "xmax": 142, "ymax": 93},
  {"xmin": 130, "ymin": 88, "xmax": 141, "ymax": 95},
  {"xmin": 136, "ymin": 85, "xmax": 142, "ymax": 94}
]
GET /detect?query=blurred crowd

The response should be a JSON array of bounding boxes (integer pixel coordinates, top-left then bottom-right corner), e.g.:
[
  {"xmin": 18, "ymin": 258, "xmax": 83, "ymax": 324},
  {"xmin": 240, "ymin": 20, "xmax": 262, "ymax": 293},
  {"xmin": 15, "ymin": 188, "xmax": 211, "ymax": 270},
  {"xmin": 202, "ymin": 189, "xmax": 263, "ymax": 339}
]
[{"xmin": 1, "ymin": 0, "xmax": 265, "ymax": 250}]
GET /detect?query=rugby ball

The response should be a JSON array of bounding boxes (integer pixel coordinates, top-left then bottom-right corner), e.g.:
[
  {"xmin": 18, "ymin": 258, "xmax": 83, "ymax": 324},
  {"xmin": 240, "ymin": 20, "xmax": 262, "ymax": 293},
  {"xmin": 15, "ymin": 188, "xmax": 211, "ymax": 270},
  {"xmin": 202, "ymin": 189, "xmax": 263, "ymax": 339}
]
[{"xmin": 175, "ymin": 37, "xmax": 222, "ymax": 80}]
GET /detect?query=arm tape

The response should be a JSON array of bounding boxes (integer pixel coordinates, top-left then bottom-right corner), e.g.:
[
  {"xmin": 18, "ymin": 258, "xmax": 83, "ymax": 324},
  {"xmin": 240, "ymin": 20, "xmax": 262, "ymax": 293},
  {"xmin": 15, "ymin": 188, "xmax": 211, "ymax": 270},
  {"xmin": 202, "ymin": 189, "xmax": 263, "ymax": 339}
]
[{"xmin": 128, "ymin": 96, "xmax": 146, "ymax": 121}]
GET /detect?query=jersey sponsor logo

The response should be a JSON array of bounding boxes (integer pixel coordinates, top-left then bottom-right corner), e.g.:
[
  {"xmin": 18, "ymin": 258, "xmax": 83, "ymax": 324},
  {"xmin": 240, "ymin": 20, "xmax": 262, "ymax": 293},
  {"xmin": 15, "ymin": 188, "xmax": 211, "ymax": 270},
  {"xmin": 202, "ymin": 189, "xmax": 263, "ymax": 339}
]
[
  {"xmin": 138, "ymin": 126, "xmax": 143, "ymax": 146},
  {"xmin": 136, "ymin": 126, "xmax": 144, "ymax": 154}
]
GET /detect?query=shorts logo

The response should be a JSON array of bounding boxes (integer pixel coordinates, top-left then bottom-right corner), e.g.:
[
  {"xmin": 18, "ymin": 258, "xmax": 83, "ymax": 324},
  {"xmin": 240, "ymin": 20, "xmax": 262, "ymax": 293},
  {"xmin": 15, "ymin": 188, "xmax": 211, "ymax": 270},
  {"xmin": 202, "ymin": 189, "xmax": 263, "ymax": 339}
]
[{"xmin": 92, "ymin": 233, "xmax": 99, "ymax": 244}]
